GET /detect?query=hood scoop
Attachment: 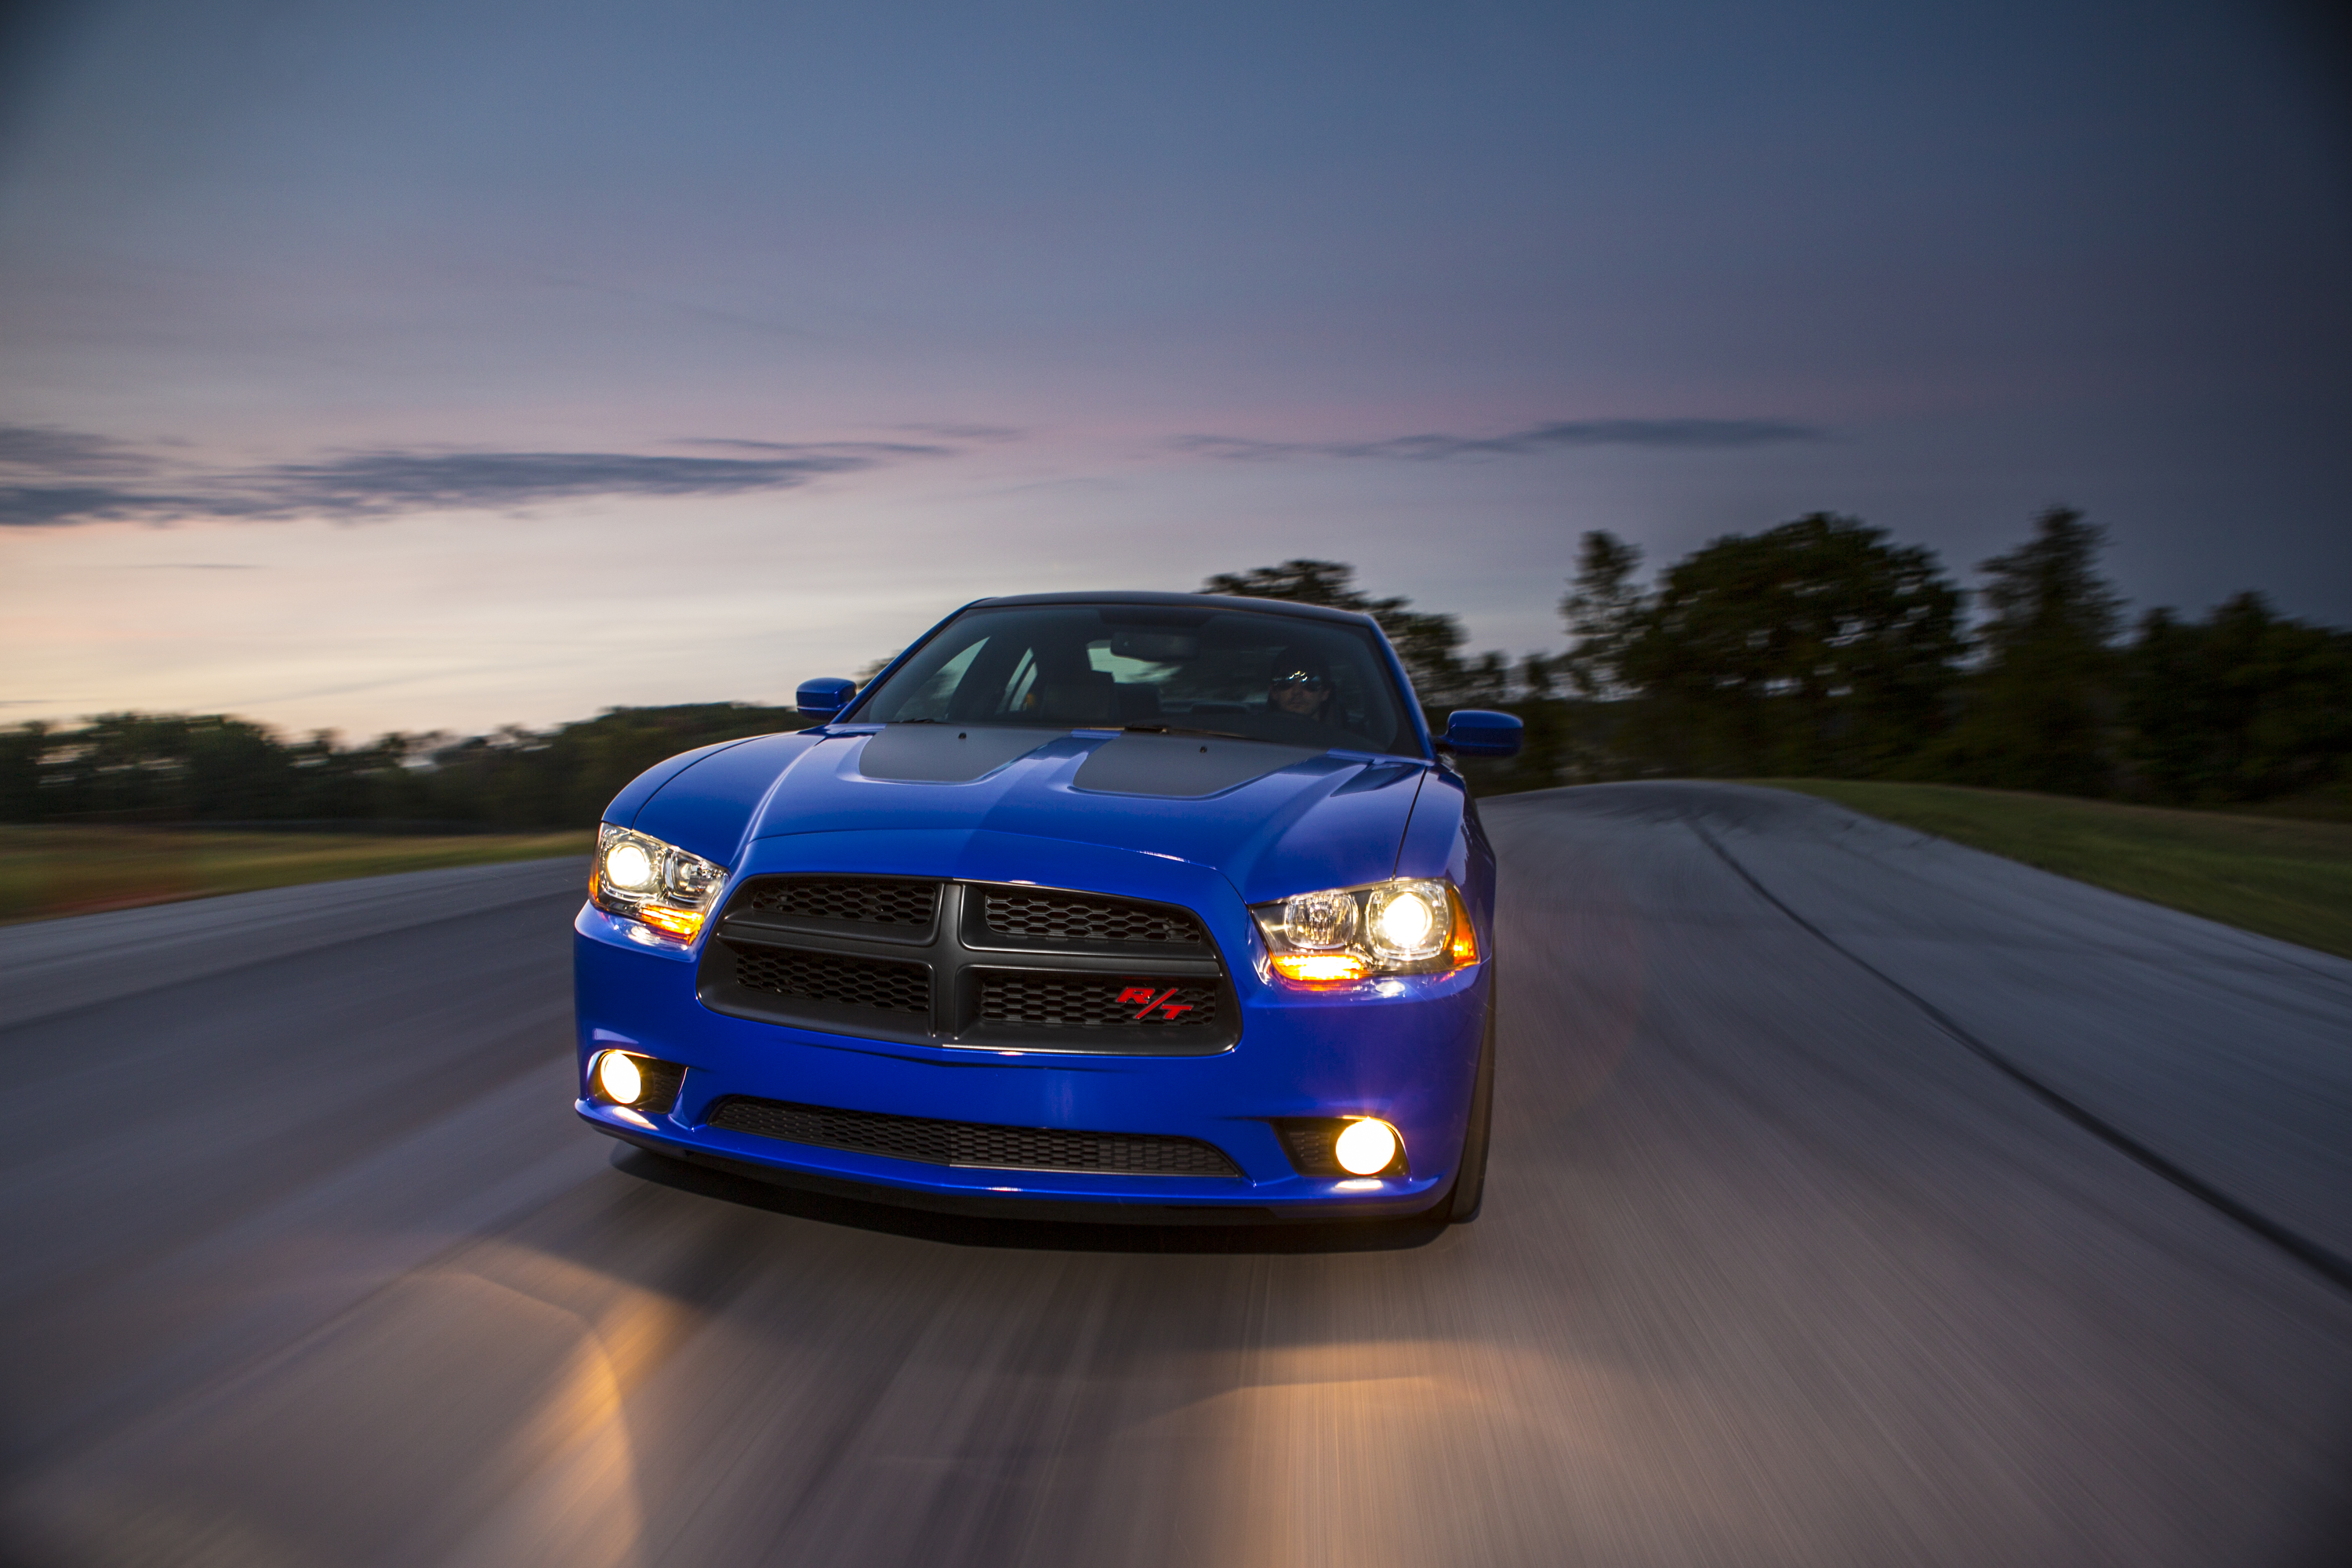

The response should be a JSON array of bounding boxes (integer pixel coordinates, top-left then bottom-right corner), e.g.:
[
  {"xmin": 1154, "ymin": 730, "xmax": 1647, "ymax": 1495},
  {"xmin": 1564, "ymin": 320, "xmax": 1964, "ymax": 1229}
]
[
  {"xmin": 1071, "ymin": 733, "xmax": 1323, "ymax": 798},
  {"xmin": 856, "ymin": 724, "xmax": 1059, "ymax": 783}
]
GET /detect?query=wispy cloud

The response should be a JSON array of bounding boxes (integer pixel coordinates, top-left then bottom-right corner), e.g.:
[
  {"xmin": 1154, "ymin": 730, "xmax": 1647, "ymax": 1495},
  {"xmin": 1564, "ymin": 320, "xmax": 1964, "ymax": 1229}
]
[
  {"xmin": 0, "ymin": 426, "xmax": 954, "ymax": 528},
  {"xmin": 1176, "ymin": 417, "xmax": 1825, "ymax": 462},
  {"xmin": 895, "ymin": 423, "xmax": 1026, "ymax": 442},
  {"xmin": 0, "ymin": 424, "xmax": 160, "ymax": 477},
  {"xmin": 0, "ymin": 485, "xmax": 181, "ymax": 527},
  {"xmin": 233, "ymin": 450, "xmax": 900, "ymax": 517},
  {"xmin": 671, "ymin": 437, "xmax": 954, "ymax": 459}
]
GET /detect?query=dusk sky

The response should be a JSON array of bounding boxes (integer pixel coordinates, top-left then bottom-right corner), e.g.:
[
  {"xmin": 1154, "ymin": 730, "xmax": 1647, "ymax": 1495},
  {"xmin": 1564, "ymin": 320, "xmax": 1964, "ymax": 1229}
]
[{"xmin": 3, "ymin": 0, "xmax": 2347, "ymax": 739}]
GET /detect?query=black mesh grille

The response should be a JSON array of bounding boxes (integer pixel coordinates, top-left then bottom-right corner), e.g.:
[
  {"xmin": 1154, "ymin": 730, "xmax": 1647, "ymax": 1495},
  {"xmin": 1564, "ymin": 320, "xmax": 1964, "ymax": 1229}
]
[
  {"xmin": 727, "ymin": 945, "xmax": 930, "ymax": 1016},
  {"xmin": 703, "ymin": 880, "xmax": 1233, "ymax": 1052},
  {"xmin": 741, "ymin": 878, "xmax": 938, "ymax": 927},
  {"xmin": 981, "ymin": 890, "xmax": 1204, "ymax": 946},
  {"xmin": 704, "ymin": 1096, "xmax": 1240, "ymax": 1176},
  {"xmin": 977, "ymin": 974, "xmax": 1220, "ymax": 1030}
]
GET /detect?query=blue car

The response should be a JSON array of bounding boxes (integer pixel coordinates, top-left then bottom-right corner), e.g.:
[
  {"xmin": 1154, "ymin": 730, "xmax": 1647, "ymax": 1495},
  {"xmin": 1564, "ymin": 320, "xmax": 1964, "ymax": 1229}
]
[{"xmin": 572, "ymin": 590, "xmax": 1520, "ymax": 1223}]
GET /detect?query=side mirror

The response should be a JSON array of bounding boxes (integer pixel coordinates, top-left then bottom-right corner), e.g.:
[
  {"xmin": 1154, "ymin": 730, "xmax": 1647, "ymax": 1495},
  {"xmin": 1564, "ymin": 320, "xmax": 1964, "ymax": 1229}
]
[
  {"xmin": 1442, "ymin": 709, "xmax": 1523, "ymax": 758},
  {"xmin": 796, "ymin": 677, "xmax": 858, "ymax": 719}
]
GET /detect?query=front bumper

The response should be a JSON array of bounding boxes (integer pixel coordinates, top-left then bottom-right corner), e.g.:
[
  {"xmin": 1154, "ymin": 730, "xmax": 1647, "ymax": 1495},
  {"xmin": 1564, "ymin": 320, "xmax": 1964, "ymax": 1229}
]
[{"xmin": 572, "ymin": 832, "xmax": 1490, "ymax": 1221}]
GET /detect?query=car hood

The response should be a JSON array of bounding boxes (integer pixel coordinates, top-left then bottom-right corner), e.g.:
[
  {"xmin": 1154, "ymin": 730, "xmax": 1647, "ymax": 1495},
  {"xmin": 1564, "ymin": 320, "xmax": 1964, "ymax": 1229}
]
[{"xmin": 628, "ymin": 726, "xmax": 1432, "ymax": 905}]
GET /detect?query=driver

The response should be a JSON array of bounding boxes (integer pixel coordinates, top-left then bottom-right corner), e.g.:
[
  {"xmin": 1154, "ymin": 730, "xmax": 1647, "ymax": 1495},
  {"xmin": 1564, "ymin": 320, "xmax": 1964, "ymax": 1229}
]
[{"xmin": 1267, "ymin": 655, "xmax": 1338, "ymax": 725}]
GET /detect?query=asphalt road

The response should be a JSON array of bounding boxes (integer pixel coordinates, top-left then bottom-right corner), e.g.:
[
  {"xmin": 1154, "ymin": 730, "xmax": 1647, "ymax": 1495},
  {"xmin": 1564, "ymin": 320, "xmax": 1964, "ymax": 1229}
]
[{"xmin": 2, "ymin": 782, "xmax": 2348, "ymax": 1567}]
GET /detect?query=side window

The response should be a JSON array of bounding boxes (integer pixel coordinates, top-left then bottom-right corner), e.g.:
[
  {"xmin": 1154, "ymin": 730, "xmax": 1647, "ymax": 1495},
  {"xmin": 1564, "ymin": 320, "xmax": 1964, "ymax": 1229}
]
[
  {"xmin": 887, "ymin": 639, "xmax": 984, "ymax": 722},
  {"xmin": 998, "ymin": 648, "xmax": 1039, "ymax": 715}
]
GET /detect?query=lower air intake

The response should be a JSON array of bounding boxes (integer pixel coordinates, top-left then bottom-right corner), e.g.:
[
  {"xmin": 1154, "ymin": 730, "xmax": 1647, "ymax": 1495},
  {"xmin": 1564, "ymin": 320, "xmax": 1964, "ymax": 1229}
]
[
  {"xmin": 702, "ymin": 1096, "xmax": 1241, "ymax": 1177},
  {"xmin": 623, "ymin": 1058, "xmax": 688, "ymax": 1116}
]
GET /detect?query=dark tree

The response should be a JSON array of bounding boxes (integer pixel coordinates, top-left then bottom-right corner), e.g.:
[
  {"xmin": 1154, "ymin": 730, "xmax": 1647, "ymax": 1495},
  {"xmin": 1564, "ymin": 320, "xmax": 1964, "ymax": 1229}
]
[
  {"xmin": 46, "ymin": 713, "xmax": 300, "ymax": 820},
  {"xmin": 0, "ymin": 702, "xmax": 812, "ymax": 826},
  {"xmin": 1615, "ymin": 513, "xmax": 1965, "ymax": 777},
  {"xmin": 0, "ymin": 722, "xmax": 45, "ymax": 822},
  {"xmin": 1946, "ymin": 506, "xmax": 2121, "ymax": 795},
  {"xmin": 1201, "ymin": 559, "xmax": 1370, "ymax": 612},
  {"xmin": 2125, "ymin": 593, "xmax": 2352, "ymax": 803},
  {"xmin": 412, "ymin": 703, "xmax": 811, "ymax": 826},
  {"xmin": 2126, "ymin": 607, "xmax": 2206, "ymax": 800},
  {"xmin": 1202, "ymin": 558, "xmax": 1477, "ymax": 711},
  {"xmin": 1559, "ymin": 530, "xmax": 1645, "ymax": 699}
]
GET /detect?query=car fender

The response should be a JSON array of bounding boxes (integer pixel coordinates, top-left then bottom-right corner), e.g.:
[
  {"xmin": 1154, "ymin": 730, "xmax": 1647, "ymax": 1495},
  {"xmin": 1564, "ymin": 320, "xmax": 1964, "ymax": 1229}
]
[
  {"xmin": 1394, "ymin": 766, "xmax": 1498, "ymax": 949},
  {"xmin": 614, "ymin": 731, "xmax": 828, "ymax": 866}
]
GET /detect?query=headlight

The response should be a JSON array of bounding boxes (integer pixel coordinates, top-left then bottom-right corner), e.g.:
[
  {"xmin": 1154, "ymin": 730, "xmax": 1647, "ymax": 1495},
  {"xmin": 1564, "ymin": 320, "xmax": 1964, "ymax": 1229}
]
[
  {"xmin": 590, "ymin": 823, "xmax": 728, "ymax": 939},
  {"xmin": 1250, "ymin": 877, "xmax": 1479, "ymax": 985}
]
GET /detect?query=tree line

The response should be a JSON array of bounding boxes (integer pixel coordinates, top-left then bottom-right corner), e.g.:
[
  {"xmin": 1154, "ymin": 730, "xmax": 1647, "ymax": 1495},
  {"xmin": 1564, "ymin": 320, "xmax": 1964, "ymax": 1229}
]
[
  {"xmin": 4, "ymin": 509, "xmax": 2345, "ymax": 826},
  {"xmin": 1210, "ymin": 511, "xmax": 2352, "ymax": 808},
  {"xmin": 0, "ymin": 703, "xmax": 811, "ymax": 829}
]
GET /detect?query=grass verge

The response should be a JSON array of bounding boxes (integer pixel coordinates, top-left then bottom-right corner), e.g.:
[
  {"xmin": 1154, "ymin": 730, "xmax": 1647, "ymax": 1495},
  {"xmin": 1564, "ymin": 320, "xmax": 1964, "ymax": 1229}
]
[
  {"xmin": 1758, "ymin": 780, "xmax": 2352, "ymax": 961},
  {"xmin": 0, "ymin": 826, "xmax": 592, "ymax": 925}
]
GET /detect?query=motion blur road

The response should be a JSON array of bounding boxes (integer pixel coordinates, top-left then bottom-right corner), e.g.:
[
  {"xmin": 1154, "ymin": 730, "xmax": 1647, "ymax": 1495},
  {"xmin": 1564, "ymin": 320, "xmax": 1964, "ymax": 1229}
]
[{"xmin": 3, "ymin": 782, "xmax": 2348, "ymax": 1566}]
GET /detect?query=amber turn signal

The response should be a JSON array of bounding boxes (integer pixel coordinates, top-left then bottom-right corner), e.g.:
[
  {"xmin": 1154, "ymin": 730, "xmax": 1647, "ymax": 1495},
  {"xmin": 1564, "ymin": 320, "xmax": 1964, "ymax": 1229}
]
[
  {"xmin": 637, "ymin": 906, "xmax": 705, "ymax": 938},
  {"xmin": 1446, "ymin": 886, "xmax": 1479, "ymax": 966},
  {"xmin": 1270, "ymin": 952, "xmax": 1373, "ymax": 984}
]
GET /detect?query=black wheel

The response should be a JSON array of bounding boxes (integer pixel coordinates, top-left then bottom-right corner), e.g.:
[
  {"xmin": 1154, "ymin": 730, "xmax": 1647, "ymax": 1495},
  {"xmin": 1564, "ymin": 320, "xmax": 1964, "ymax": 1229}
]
[{"xmin": 1446, "ymin": 999, "xmax": 1497, "ymax": 1224}]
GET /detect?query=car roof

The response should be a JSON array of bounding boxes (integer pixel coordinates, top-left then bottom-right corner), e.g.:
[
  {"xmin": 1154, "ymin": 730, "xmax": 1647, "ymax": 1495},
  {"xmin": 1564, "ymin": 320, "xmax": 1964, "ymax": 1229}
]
[{"xmin": 965, "ymin": 590, "xmax": 1378, "ymax": 628}]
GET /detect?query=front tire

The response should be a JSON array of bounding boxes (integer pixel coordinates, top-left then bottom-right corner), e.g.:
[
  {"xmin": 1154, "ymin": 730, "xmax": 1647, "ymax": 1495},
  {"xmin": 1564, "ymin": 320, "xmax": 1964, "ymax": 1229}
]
[{"xmin": 1446, "ymin": 997, "xmax": 1497, "ymax": 1224}]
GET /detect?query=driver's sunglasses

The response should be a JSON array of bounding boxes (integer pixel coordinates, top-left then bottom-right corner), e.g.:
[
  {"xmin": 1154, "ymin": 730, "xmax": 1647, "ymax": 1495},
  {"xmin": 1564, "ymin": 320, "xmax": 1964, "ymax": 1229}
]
[{"xmin": 1272, "ymin": 672, "xmax": 1330, "ymax": 691}]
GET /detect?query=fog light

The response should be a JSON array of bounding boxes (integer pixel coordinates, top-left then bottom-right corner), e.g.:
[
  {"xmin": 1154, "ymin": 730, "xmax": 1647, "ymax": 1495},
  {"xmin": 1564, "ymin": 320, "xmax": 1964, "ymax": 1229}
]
[
  {"xmin": 1334, "ymin": 1117, "xmax": 1399, "ymax": 1175},
  {"xmin": 595, "ymin": 1050, "xmax": 644, "ymax": 1106}
]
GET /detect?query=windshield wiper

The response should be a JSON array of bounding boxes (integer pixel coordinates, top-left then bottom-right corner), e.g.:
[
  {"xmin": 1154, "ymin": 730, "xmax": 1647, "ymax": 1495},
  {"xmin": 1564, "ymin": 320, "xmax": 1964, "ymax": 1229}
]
[
  {"xmin": 889, "ymin": 719, "xmax": 1261, "ymax": 742},
  {"xmin": 1120, "ymin": 724, "xmax": 1254, "ymax": 742}
]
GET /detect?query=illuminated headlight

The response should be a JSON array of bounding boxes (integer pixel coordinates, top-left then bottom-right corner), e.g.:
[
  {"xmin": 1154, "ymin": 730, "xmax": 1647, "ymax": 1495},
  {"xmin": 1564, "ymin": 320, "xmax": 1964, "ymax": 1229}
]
[
  {"xmin": 1366, "ymin": 884, "xmax": 1443, "ymax": 960},
  {"xmin": 1250, "ymin": 877, "xmax": 1479, "ymax": 985},
  {"xmin": 590, "ymin": 823, "xmax": 728, "ymax": 939}
]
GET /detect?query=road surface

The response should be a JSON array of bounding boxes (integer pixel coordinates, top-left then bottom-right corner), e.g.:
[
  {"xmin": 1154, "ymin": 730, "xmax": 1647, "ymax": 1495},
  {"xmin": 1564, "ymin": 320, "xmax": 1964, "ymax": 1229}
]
[{"xmin": 2, "ymin": 782, "xmax": 2347, "ymax": 1566}]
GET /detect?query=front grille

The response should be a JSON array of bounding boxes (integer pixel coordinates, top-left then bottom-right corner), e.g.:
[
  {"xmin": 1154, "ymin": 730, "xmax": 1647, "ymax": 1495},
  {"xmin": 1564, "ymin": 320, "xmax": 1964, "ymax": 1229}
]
[
  {"xmin": 978, "ymin": 974, "xmax": 1221, "ymax": 1031},
  {"xmin": 702, "ymin": 878, "xmax": 1236, "ymax": 1052},
  {"xmin": 981, "ymin": 889, "xmax": 1204, "ymax": 946},
  {"xmin": 727, "ymin": 944, "xmax": 930, "ymax": 1016},
  {"xmin": 704, "ymin": 1095, "xmax": 1240, "ymax": 1176},
  {"xmin": 740, "ymin": 877, "xmax": 938, "ymax": 928}
]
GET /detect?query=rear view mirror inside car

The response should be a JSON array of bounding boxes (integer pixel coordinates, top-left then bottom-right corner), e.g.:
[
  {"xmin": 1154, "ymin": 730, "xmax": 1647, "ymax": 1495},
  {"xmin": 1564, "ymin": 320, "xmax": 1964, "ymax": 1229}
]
[{"xmin": 1109, "ymin": 630, "xmax": 1199, "ymax": 662}]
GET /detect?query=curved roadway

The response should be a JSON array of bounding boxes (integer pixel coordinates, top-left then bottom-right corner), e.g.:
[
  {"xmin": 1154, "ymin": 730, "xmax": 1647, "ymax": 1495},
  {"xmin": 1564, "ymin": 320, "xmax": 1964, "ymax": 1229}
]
[{"xmin": 2, "ymin": 782, "xmax": 2347, "ymax": 1566}]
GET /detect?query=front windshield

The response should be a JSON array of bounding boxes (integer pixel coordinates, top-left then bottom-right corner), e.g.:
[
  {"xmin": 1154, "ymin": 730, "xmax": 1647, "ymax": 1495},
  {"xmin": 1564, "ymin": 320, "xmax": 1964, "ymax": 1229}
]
[{"xmin": 855, "ymin": 603, "xmax": 1419, "ymax": 755}]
